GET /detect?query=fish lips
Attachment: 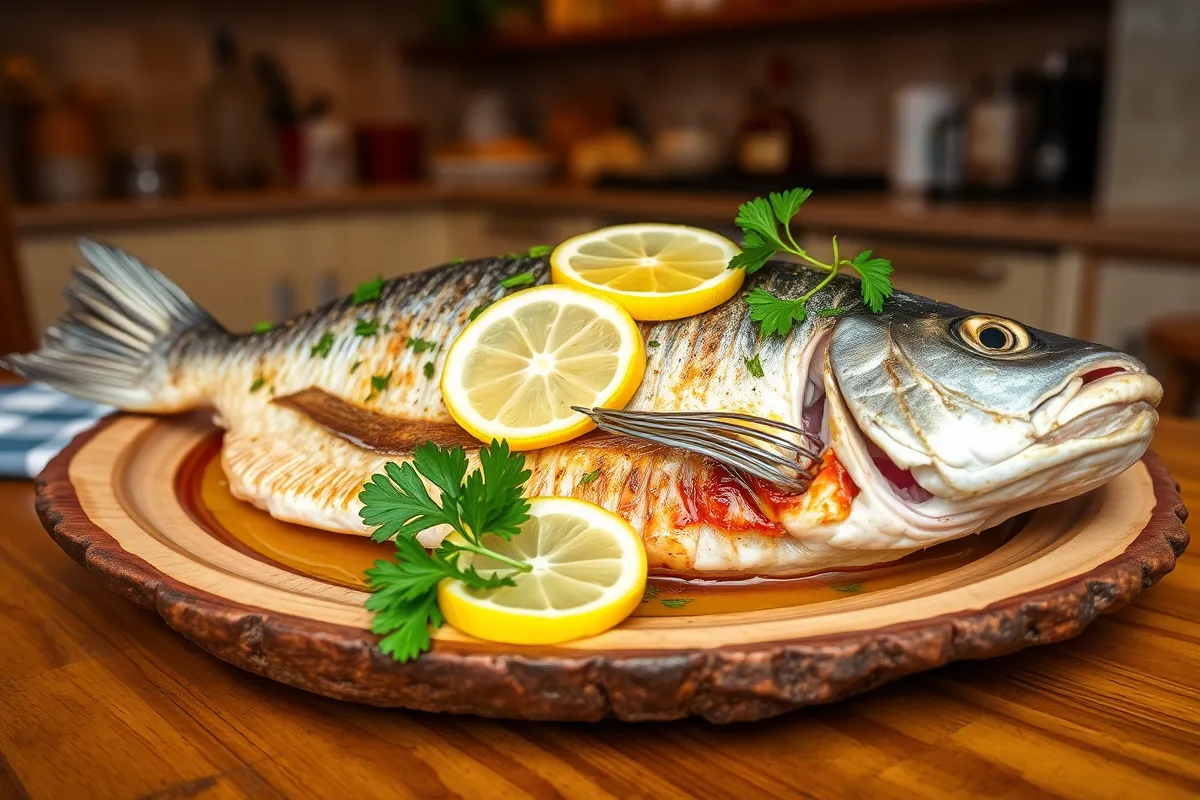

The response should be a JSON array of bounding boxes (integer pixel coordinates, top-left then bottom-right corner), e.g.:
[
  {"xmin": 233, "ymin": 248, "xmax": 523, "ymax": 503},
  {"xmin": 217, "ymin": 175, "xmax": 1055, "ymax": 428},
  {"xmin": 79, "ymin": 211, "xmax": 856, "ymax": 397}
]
[{"xmin": 830, "ymin": 356, "xmax": 1161, "ymax": 509}]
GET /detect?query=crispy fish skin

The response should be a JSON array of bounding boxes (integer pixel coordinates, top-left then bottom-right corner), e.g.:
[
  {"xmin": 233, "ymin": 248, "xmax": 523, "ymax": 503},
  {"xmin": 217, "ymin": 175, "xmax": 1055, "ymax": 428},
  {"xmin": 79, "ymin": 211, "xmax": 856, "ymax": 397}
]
[
  {"xmin": 180, "ymin": 252, "xmax": 855, "ymax": 574},
  {"xmin": 3, "ymin": 240, "xmax": 1161, "ymax": 576}
]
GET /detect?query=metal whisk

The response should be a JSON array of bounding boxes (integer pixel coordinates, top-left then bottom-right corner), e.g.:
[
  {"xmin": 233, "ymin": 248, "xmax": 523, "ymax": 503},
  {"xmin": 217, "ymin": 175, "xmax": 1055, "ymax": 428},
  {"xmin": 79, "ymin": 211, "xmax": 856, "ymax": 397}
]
[{"xmin": 572, "ymin": 407, "xmax": 824, "ymax": 493}]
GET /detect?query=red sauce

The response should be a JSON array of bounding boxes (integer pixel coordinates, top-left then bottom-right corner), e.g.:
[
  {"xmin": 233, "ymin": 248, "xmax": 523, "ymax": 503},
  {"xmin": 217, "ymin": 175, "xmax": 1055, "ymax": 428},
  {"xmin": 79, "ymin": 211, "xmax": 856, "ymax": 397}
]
[{"xmin": 675, "ymin": 451, "xmax": 860, "ymax": 535}]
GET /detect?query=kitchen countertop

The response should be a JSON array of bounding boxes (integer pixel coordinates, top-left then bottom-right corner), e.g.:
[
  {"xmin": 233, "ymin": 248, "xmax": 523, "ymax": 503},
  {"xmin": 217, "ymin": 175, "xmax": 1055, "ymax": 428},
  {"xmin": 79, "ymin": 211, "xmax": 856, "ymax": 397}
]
[
  {"xmin": 0, "ymin": 416, "xmax": 1195, "ymax": 798},
  {"xmin": 15, "ymin": 184, "xmax": 1200, "ymax": 262}
]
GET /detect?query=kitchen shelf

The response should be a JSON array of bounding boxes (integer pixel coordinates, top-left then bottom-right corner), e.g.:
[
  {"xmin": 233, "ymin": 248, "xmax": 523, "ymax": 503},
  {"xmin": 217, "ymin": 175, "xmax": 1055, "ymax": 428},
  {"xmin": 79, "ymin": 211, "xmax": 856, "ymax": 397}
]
[
  {"xmin": 15, "ymin": 184, "xmax": 1200, "ymax": 263},
  {"xmin": 401, "ymin": 0, "xmax": 1105, "ymax": 61}
]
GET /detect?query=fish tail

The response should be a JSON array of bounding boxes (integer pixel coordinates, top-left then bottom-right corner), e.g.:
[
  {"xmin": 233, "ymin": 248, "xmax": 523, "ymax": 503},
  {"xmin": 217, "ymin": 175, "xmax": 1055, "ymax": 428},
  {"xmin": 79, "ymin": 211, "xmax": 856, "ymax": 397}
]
[{"xmin": 0, "ymin": 239, "xmax": 225, "ymax": 411}]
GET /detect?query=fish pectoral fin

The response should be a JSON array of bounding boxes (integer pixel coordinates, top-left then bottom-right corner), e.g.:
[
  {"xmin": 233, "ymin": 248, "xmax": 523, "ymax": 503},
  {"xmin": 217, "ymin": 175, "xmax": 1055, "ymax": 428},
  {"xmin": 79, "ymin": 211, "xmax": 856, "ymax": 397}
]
[{"xmin": 273, "ymin": 387, "xmax": 479, "ymax": 454}]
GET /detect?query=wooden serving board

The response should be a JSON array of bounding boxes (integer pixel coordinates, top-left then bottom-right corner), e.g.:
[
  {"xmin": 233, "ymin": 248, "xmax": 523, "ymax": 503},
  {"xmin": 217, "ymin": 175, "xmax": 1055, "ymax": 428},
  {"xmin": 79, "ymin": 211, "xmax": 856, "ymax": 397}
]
[{"xmin": 35, "ymin": 413, "xmax": 1189, "ymax": 723}]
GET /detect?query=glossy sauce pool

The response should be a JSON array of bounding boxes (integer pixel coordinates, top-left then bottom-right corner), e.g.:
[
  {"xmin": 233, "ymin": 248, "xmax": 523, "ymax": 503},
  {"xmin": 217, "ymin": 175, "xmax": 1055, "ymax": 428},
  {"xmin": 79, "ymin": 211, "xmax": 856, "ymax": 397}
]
[{"xmin": 180, "ymin": 436, "xmax": 1019, "ymax": 618}]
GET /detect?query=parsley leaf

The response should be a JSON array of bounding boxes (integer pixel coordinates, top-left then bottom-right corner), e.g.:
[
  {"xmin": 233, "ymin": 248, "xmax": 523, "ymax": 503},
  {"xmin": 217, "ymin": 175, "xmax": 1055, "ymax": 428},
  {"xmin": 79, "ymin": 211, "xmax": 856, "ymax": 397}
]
[
  {"xmin": 353, "ymin": 275, "xmax": 383, "ymax": 305},
  {"xmin": 818, "ymin": 306, "xmax": 849, "ymax": 317},
  {"xmin": 831, "ymin": 581, "xmax": 864, "ymax": 594},
  {"xmin": 423, "ymin": 361, "xmax": 435, "ymax": 379},
  {"xmin": 360, "ymin": 459, "xmax": 459, "ymax": 543},
  {"xmin": 647, "ymin": 340, "xmax": 660, "ymax": 348},
  {"xmin": 850, "ymin": 250, "xmax": 894, "ymax": 313},
  {"xmin": 577, "ymin": 468, "xmax": 601, "ymax": 487},
  {"xmin": 355, "ymin": 319, "xmax": 379, "ymax": 337},
  {"xmin": 734, "ymin": 197, "xmax": 785, "ymax": 251},
  {"xmin": 406, "ymin": 336, "xmax": 437, "ymax": 354},
  {"xmin": 642, "ymin": 583, "xmax": 660, "ymax": 601},
  {"xmin": 526, "ymin": 245, "xmax": 553, "ymax": 258},
  {"xmin": 746, "ymin": 288, "xmax": 807, "ymax": 337},
  {"xmin": 310, "ymin": 332, "xmax": 334, "ymax": 358},
  {"xmin": 744, "ymin": 353, "xmax": 764, "ymax": 378},
  {"xmin": 728, "ymin": 245, "xmax": 776, "ymax": 274},
  {"xmin": 468, "ymin": 302, "xmax": 491, "ymax": 321},
  {"xmin": 728, "ymin": 188, "xmax": 894, "ymax": 329},
  {"xmin": 252, "ymin": 320, "xmax": 273, "ymax": 333},
  {"xmin": 350, "ymin": 360, "xmax": 363, "ymax": 374},
  {"xmin": 359, "ymin": 440, "xmax": 534, "ymax": 662},
  {"xmin": 448, "ymin": 257, "xmax": 464, "ymax": 265},
  {"xmin": 459, "ymin": 439, "xmax": 531, "ymax": 542},
  {"xmin": 769, "ymin": 187, "xmax": 812, "ymax": 226},
  {"xmin": 500, "ymin": 271, "xmax": 536, "ymax": 289},
  {"xmin": 249, "ymin": 375, "xmax": 266, "ymax": 393},
  {"xmin": 660, "ymin": 598, "xmax": 694, "ymax": 609}
]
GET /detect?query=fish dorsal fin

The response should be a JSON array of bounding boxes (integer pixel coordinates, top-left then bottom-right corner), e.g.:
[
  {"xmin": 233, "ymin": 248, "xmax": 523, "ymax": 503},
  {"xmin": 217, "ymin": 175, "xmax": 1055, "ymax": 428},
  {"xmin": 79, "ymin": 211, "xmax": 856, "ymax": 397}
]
[{"xmin": 274, "ymin": 388, "xmax": 479, "ymax": 454}]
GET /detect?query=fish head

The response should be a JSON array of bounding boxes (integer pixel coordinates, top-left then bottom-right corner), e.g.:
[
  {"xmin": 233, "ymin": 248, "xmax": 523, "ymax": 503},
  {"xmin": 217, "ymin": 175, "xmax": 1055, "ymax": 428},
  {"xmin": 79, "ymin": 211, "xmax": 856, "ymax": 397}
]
[{"xmin": 823, "ymin": 295, "xmax": 1161, "ymax": 524}]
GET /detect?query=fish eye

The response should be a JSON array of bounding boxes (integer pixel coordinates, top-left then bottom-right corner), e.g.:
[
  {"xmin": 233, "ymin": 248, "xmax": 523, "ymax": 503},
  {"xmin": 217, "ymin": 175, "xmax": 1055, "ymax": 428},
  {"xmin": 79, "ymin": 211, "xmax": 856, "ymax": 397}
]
[{"xmin": 955, "ymin": 315, "xmax": 1032, "ymax": 355}]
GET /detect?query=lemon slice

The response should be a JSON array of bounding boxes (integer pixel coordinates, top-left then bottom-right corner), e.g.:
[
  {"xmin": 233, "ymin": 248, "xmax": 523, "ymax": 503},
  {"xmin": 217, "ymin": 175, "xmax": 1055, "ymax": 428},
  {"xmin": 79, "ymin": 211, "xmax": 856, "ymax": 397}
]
[
  {"xmin": 438, "ymin": 497, "xmax": 647, "ymax": 645},
  {"xmin": 440, "ymin": 285, "xmax": 645, "ymax": 450},
  {"xmin": 551, "ymin": 223, "xmax": 745, "ymax": 321}
]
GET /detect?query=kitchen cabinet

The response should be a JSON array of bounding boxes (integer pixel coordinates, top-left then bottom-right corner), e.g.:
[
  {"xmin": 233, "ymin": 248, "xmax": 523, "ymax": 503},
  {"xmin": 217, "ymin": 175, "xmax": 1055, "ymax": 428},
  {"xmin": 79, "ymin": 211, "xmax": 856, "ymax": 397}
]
[
  {"xmin": 443, "ymin": 208, "xmax": 599, "ymax": 261},
  {"xmin": 17, "ymin": 209, "xmax": 452, "ymax": 334}
]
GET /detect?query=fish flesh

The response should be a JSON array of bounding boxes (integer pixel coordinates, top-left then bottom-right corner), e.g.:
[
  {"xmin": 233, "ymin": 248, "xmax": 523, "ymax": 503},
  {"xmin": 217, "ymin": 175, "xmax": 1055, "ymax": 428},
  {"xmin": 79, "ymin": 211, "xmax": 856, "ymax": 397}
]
[{"xmin": 3, "ymin": 240, "xmax": 1162, "ymax": 576}]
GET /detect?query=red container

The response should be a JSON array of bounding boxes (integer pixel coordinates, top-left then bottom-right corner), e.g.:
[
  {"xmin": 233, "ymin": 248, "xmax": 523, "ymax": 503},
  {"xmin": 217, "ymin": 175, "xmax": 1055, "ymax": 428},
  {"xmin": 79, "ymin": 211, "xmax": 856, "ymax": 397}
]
[
  {"xmin": 277, "ymin": 126, "xmax": 304, "ymax": 187},
  {"xmin": 355, "ymin": 123, "xmax": 423, "ymax": 184}
]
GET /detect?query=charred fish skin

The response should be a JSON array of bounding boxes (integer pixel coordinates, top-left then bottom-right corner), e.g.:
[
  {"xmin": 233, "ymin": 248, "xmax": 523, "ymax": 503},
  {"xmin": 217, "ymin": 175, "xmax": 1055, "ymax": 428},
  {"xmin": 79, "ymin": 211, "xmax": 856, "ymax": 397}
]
[{"xmin": 1, "ymin": 240, "xmax": 1162, "ymax": 577}]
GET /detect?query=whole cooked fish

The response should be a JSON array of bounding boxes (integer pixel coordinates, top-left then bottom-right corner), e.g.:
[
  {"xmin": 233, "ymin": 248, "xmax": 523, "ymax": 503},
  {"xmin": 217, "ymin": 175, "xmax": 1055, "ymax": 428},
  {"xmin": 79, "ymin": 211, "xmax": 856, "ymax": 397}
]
[{"xmin": 3, "ymin": 240, "xmax": 1161, "ymax": 575}]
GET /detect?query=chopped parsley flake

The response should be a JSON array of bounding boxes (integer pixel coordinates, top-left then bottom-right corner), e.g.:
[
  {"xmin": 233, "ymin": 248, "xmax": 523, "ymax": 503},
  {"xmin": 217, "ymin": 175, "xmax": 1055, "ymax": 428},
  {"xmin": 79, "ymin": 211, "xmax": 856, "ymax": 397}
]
[
  {"xmin": 406, "ymin": 336, "xmax": 437, "ymax": 354},
  {"xmin": 353, "ymin": 275, "xmax": 383, "ymax": 305},
  {"xmin": 744, "ymin": 353, "xmax": 764, "ymax": 378},
  {"xmin": 355, "ymin": 319, "xmax": 380, "ymax": 338},
  {"xmin": 500, "ymin": 271, "xmax": 536, "ymax": 289},
  {"xmin": 310, "ymin": 332, "xmax": 334, "ymax": 358},
  {"xmin": 370, "ymin": 372, "xmax": 392, "ymax": 394}
]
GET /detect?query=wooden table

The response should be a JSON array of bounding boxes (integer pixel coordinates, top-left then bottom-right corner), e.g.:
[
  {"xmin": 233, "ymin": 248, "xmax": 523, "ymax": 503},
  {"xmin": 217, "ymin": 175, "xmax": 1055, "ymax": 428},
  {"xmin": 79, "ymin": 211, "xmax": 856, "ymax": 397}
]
[{"xmin": 0, "ymin": 420, "xmax": 1196, "ymax": 799}]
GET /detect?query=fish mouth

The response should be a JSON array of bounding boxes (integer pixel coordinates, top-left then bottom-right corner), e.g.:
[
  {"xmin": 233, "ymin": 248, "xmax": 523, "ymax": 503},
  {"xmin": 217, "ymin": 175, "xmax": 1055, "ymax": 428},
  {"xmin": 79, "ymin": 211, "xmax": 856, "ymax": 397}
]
[{"xmin": 822, "ymin": 353, "xmax": 1161, "ymax": 519}]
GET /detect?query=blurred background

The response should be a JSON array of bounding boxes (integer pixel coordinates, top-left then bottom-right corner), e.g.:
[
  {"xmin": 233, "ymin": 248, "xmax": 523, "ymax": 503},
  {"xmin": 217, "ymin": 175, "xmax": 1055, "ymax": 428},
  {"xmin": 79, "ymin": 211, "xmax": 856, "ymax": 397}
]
[{"xmin": 1, "ymin": 0, "xmax": 1198, "ymax": 414}]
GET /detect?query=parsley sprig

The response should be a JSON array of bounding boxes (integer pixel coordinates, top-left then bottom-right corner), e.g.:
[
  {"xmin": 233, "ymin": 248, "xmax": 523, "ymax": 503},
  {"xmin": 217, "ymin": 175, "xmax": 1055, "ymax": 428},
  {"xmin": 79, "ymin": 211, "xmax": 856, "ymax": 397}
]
[
  {"xmin": 729, "ymin": 188, "xmax": 894, "ymax": 335},
  {"xmin": 361, "ymin": 440, "xmax": 533, "ymax": 662}
]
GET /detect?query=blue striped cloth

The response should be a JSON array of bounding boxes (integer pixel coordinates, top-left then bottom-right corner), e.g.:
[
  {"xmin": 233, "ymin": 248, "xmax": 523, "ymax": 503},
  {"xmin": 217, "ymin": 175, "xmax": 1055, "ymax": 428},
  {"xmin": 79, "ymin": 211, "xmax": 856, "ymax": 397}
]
[{"xmin": 0, "ymin": 384, "xmax": 113, "ymax": 478}]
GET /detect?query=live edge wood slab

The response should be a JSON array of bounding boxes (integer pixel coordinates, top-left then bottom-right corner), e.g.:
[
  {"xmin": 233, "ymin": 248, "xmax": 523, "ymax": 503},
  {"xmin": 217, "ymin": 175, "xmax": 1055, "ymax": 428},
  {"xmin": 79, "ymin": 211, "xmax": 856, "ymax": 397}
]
[{"xmin": 29, "ymin": 414, "xmax": 1190, "ymax": 726}]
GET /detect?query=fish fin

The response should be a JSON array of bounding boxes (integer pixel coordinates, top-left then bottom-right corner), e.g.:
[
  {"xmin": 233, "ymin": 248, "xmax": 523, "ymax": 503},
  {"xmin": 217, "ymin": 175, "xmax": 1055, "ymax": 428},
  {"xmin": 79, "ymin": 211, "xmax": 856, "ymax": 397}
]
[
  {"xmin": 273, "ymin": 388, "xmax": 480, "ymax": 453},
  {"xmin": 273, "ymin": 387, "xmax": 653, "ymax": 455},
  {"xmin": 0, "ymin": 239, "xmax": 225, "ymax": 410}
]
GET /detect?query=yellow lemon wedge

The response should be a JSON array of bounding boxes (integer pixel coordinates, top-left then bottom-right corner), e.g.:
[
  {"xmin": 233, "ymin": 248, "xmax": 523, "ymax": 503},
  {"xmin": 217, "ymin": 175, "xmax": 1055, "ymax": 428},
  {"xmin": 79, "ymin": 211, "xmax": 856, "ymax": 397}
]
[
  {"xmin": 440, "ymin": 285, "xmax": 645, "ymax": 450},
  {"xmin": 438, "ymin": 497, "xmax": 647, "ymax": 645},
  {"xmin": 550, "ymin": 223, "xmax": 744, "ymax": 321}
]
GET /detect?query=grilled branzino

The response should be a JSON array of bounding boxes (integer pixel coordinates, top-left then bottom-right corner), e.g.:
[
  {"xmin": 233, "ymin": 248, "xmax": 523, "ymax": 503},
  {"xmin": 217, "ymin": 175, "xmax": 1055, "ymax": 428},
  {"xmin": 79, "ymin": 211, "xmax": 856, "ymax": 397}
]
[{"xmin": 3, "ymin": 241, "xmax": 1161, "ymax": 575}]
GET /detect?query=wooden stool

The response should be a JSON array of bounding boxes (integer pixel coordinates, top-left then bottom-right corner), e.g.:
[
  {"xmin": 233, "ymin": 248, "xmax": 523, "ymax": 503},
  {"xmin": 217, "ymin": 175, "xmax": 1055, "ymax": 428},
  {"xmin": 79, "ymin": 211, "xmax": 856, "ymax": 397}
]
[{"xmin": 1147, "ymin": 315, "xmax": 1200, "ymax": 416}]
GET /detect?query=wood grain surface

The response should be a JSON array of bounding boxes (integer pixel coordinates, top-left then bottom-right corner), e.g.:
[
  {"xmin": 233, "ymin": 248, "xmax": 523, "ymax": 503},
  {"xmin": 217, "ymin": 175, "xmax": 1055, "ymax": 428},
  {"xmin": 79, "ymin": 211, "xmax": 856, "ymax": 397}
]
[{"xmin": 0, "ymin": 418, "xmax": 1197, "ymax": 798}]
